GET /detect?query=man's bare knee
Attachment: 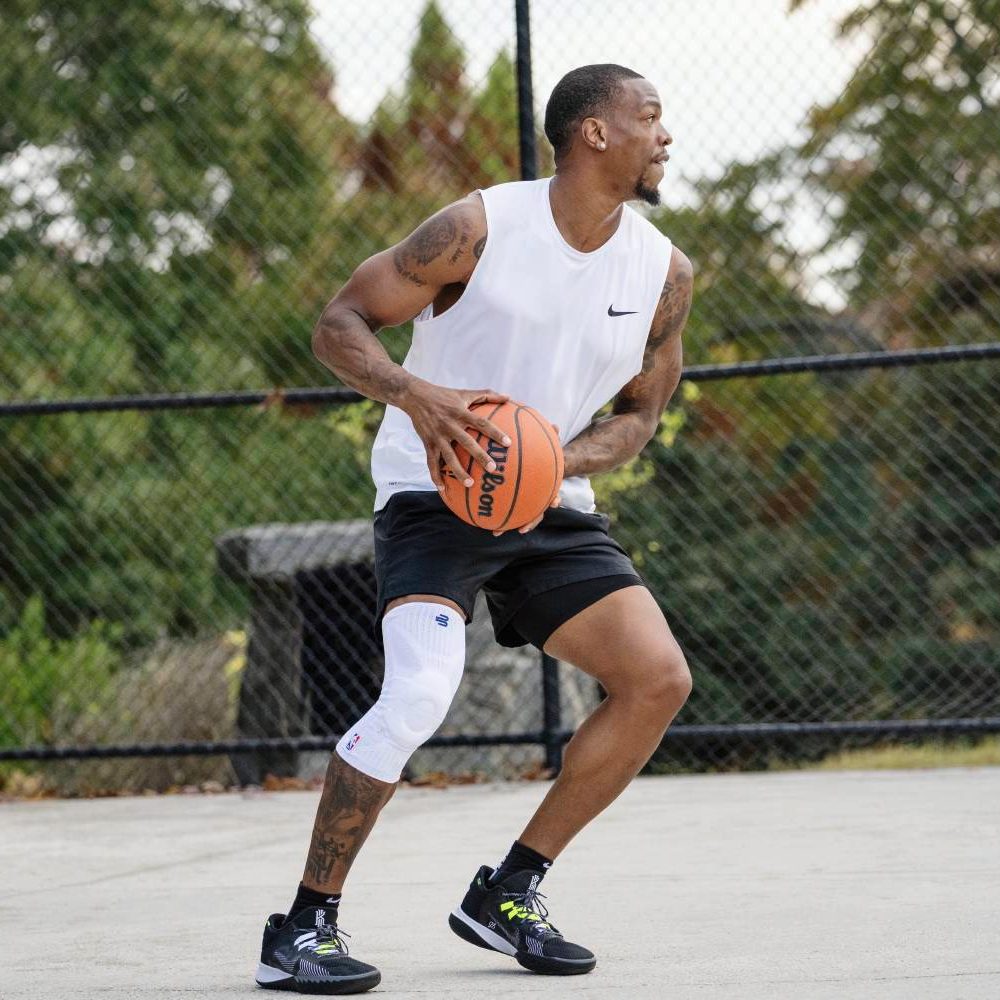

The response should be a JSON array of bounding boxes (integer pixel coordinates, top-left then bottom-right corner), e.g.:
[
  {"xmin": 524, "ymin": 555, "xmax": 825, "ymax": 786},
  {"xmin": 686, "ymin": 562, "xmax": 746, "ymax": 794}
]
[{"xmin": 635, "ymin": 649, "xmax": 692, "ymax": 717}]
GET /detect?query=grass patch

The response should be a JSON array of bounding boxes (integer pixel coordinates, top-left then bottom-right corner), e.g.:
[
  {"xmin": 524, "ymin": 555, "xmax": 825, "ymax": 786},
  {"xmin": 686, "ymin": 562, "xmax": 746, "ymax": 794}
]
[
  {"xmin": 804, "ymin": 736, "xmax": 1000, "ymax": 772},
  {"xmin": 647, "ymin": 735, "xmax": 1000, "ymax": 777}
]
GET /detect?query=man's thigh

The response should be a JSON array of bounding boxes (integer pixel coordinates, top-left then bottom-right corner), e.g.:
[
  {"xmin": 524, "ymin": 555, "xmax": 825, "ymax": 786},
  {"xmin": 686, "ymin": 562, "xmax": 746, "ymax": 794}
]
[
  {"xmin": 485, "ymin": 506, "xmax": 640, "ymax": 646},
  {"xmin": 542, "ymin": 584, "xmax": 687, "ymax": 692},
  {"xmin": 374, "ymin": 491, "xmax": 508, "ymax": 626},
  {"xmin": 384, "ymin": 594, "xmax": 467, "ymax": 619}
]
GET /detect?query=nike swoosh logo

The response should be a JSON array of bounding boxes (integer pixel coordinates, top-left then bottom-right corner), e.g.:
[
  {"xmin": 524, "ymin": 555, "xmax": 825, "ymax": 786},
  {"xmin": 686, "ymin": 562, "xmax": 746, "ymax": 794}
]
[{"xmin": 608, "ymin": 305, "xmax": 637, "ymax": 317}]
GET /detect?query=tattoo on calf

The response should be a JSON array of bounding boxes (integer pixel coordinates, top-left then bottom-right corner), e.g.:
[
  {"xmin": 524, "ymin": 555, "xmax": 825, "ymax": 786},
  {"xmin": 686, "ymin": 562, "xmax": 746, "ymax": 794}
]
[
  {"xmin": 304, "ymin": 755, "xmax": 395, "ymax": 887},
  {"xmin": 473, "ymin": 235, "xmax": 486, "ymax": 259}
]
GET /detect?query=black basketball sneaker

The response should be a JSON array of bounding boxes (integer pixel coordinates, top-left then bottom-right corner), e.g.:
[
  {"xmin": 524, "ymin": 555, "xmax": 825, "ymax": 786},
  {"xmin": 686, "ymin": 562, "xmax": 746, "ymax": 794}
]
[
  {"xmin": 448, "ymin": 865, "xmax": 596, "ymax": 975},
  {"xmin": 255, "ymin": 906, "xmax": 381, "ymax": 994}
]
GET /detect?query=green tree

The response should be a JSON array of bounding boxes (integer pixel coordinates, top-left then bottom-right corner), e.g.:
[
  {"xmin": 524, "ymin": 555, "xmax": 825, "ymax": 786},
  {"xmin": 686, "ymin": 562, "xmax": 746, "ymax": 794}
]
[
  {"xmin": 362, "ymin": 1, "xmax": 473, "ymax": 208},
  {"xmin": 791, "ymin": 0, "xmax": 1000, "ymax": 339},
  {"xmin": 461, "ymin": 50, "xmax": 520, "ymax": 188},
  {"xmin": 0, "ymin": 0, "xmax": 526, "ymax": 653},
  {"xmin": 0, "ymin": 0, "xmax": 356, "ymax": 397},
  {"xmin": 0, "ymin": 0, "xmax": 365, "ymax": 645},
  {"xmin": 612, "ymin": 4, "xmax": 1000, "ymax": 753}
]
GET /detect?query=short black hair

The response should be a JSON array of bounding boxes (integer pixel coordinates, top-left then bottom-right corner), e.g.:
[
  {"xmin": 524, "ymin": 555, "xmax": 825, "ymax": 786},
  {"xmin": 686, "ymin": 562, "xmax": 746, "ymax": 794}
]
[{"xmin": 544, "ymin": 64, "xmax": 643, "ymax": 162}]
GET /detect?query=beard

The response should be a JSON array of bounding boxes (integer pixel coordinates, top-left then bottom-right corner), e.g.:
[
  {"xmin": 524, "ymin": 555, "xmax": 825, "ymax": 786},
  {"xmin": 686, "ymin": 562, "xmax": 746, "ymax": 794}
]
[{"xmin": 633, "ymin": 175, "xmax": 661, "ymax": 206}]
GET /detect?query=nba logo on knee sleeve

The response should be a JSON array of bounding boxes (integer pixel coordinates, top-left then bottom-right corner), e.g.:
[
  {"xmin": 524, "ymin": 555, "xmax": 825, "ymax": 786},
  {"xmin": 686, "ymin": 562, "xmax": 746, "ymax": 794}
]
[
  {"xmin": 345, "ymin": 732, "xmax": 362, "ymax": 751},
  {"xmin": 435, "ymin": 613, "xmax": 449, "ymax": 627}
]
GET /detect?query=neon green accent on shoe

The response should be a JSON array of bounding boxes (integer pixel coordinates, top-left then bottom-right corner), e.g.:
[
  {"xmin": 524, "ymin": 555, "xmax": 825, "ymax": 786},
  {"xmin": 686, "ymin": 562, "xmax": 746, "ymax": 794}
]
[{"xmin": 500, "ymin": 901, "xmax": 546, "ymax": 922}]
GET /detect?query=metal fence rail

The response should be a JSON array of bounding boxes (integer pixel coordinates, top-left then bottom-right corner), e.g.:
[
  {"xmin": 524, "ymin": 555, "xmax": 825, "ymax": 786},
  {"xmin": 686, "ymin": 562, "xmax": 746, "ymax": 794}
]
[{"xmin": 4, "ymin": 342, "xmax": 1000, "ymax": 418}]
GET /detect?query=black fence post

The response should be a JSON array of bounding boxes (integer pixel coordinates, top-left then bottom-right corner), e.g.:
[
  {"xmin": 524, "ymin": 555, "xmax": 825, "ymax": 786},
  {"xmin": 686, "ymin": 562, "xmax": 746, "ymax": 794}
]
[
  {"xmin": 514, "ymin": 0, "xmax": 537, "ymax": 181},
  {"xmin": 515, "ymin": 0, "xmax": 557, "ymax": 773},
  {"xmin": 541, "ymin": 653, "xmax": 563, "ymax": 772}
]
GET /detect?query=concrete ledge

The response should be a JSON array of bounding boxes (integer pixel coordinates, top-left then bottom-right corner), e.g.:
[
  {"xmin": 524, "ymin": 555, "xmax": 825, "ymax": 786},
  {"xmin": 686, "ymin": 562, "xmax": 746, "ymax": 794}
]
[{"xmin": 217, "ymin": 520, "xmax": 375, "ymax": 582}]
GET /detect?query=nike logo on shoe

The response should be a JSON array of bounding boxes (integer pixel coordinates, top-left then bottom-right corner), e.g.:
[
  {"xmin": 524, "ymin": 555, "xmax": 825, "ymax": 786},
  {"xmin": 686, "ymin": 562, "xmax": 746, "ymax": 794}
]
[{"xmin": 608, "ymin": 305, "xmax": 637, "ymax": 316}]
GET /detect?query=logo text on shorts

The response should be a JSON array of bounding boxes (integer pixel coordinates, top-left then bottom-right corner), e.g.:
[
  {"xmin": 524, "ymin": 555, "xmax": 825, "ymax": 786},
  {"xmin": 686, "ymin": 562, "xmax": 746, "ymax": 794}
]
[{"xmin": 345, "ymin": 732, "xmax": 362, "ymax": 751}]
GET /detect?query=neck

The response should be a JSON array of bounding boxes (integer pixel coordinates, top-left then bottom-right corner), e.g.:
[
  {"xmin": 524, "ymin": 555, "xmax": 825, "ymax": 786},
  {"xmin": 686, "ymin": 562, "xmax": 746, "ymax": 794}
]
[{"xmin": 548, "ymin": 171, "xmax": 625, "ymax": 253}]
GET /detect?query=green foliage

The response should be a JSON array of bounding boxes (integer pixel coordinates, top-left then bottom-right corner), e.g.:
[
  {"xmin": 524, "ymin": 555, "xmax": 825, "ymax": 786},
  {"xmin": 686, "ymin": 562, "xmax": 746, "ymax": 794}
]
[
  {"xmin": 649, "ymin": 157, "xmax": 813, "ymax": 363},
  {"xmin": 463, "ymin": 51, "xmax": 521, "ymax": 187},
  {"xmin": 0, "ymin": 596, "xmax": 123, "ymax": 747},
  {"xmin": 612, "ymin": 354, "xmax": 1000, "ymax": 739},
  {"xmin": 792, "ymin": 0, "xmax": 1000, "ymax": 332},
  {"xmin": 0, "ymin": 0, "xmax": 357, "ymax": 395},
  {"xmin": 0, "ymin": 404, "xmax": 376, "ymax": 646}
]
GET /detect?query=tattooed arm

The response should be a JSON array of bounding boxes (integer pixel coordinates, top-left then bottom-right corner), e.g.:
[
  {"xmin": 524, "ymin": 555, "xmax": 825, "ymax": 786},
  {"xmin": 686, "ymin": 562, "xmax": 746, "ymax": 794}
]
[
  {"xmin": 313, "ymin": 194, "xmax": 508, "ymax": 489},
  {"xmin": 563, "ymin": 247, "xmax": 693, "ymax": 478}
]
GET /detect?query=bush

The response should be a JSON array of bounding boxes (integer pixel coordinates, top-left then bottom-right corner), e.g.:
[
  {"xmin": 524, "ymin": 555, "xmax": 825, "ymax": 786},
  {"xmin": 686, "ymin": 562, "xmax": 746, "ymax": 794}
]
[
  {"xmin": 0, "ymin": 596, "xmax": 122, "ymax": 748},
  {"xmin": 46, "ymin": 631, "xmax": 245, "ymax": 795}
]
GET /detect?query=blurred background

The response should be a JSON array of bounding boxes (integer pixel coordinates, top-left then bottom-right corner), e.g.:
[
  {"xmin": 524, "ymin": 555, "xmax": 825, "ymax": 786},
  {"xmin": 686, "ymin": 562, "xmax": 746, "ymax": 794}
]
[{"xmin": 2, "ymin": 0, "xmax": 998, "ymax": 794}]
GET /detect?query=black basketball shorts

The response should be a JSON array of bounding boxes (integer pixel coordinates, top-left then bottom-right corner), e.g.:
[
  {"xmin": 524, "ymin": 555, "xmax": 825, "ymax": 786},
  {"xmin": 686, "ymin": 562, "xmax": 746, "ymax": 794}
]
[{"xmin": 373, "ymin": 490, "xmax": 644, "ymax": 649}]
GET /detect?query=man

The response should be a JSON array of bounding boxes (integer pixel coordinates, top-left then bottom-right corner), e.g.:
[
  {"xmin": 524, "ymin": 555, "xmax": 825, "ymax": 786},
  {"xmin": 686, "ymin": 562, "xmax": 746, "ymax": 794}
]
[{"xmin": 255, "ymin": 64, "xmax": 693, "ymax": 994}]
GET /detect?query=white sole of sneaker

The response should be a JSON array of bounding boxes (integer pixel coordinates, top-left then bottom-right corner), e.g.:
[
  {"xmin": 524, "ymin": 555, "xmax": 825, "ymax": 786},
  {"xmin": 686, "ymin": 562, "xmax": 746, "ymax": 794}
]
[
  {"xmin": 256, "ymin": 962, "xmax": 293, "ymax": 985},
  {"xmin": 255, "ymin": 961, "xmax": 382, "ymax": 993},
  {"xmin": 449, "ymin": 907, "xmax": 517, "ymax": 956}
]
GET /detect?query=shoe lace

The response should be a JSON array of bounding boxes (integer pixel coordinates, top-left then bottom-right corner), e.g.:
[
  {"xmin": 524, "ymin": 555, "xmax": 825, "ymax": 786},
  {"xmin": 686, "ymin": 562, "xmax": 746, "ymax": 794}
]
[
  {"xmin": 501, "ymin": 886, "xmax": 558, "ymax": 935},
  {"xmin": 310, "ymin": 920, "xmax": 351, "ymax": 957}
]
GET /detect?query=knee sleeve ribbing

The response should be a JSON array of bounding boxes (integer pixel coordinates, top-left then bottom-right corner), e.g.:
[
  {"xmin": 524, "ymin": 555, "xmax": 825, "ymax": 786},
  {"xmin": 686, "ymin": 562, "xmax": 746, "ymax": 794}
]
[{"xmin": 335, "ymin": 601, "xmax": 465, "ymax": 782}]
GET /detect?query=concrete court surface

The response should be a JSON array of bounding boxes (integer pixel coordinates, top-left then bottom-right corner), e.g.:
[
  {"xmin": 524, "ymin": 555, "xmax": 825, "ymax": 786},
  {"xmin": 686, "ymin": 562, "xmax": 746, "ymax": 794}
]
[{"xmin": 1, "ymin": 767, "xmax": 999, "ymax": 1000}]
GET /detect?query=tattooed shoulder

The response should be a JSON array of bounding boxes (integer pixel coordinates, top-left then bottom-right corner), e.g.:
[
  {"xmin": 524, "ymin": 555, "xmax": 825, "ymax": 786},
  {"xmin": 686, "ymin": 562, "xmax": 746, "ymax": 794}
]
[
  {"xmin": 392, "ymin": 200, "xmax": 484, "ymax": 287},
  {"xmin": 392, "ymin": 215, "xmax": 455, "ymax": 286}
]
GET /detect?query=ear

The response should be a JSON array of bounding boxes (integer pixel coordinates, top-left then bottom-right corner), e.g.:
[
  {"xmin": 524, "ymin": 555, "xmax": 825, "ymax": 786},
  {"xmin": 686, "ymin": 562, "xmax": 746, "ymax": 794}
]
[{"xmin": 581, "ymin": 116, "xmax": 607, "ymax": 152}]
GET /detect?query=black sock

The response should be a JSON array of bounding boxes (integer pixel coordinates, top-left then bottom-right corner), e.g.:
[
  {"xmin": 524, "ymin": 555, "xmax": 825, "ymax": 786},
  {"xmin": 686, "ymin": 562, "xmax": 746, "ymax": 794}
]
[
  {"xmin": 287, "ymin": 882, "xmax": 341, "ymax": 922},
  {"xmin": 490, "ymin": 840, "xmax": 553, "ymax": 885}
]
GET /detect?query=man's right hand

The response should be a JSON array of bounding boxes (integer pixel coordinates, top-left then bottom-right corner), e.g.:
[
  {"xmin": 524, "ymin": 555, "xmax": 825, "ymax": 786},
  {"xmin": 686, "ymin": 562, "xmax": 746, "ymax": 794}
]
[{"xmin": 400, "ymin": 381, "xmax": 511, "ymax": 492}]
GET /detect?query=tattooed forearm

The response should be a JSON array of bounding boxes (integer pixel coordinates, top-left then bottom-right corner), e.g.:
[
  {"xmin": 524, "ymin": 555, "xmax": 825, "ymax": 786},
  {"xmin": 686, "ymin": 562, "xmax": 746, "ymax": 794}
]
[
  {"xmin": 562, "ymin": 412, "xmax": 651, "ymax": 478},
  {"xmin": 312, "ymin": 305, "xmax": 415, "ymax": 406},
  {"xmin": 312, "ymin": 195, "xmax": 486, "ymax": 405},
  {"xmin": 303, "ymin": 754, "xmax": 396, "ymax": 890}
]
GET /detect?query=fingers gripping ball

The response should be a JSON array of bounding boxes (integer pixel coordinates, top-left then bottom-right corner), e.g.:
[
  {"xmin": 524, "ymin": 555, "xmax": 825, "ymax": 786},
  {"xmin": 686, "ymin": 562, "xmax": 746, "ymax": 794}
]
[{"xmin": 441, "ymin": 400, "xmax": 564, "ymax": 531}]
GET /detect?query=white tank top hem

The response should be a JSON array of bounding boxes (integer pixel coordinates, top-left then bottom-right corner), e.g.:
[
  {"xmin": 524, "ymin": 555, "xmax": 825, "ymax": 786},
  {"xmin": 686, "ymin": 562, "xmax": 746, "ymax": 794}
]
[{"xmin": 371, "ymin": 177, "xmax": 673, "ymax": 513}]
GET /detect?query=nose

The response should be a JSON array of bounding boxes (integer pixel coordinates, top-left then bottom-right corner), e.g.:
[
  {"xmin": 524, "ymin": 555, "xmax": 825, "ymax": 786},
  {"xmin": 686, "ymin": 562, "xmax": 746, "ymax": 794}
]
[{"xmin": 660, "ymin": 126, "xmax": 673, "ymax": 147}]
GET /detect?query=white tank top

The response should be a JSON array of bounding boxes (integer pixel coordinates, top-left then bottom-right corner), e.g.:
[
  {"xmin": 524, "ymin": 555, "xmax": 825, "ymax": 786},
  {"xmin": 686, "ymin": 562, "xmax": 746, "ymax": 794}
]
[{"xmin": 371, "ymin": 176, "xmax": 673, "ymax": 512}]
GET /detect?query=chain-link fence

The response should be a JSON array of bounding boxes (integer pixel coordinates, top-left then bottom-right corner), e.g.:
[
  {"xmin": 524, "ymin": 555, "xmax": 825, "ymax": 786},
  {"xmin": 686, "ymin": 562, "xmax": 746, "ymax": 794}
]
[{"xmin": 2, "ymin": 1, "xmax": 999, "ymax": 793}]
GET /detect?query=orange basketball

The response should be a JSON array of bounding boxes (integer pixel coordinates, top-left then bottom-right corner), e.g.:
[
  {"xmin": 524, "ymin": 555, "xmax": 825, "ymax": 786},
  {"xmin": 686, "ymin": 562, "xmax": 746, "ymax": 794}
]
[{"xmin": 441, "ymin": 401, "xmax": 564, "ymax": 531}]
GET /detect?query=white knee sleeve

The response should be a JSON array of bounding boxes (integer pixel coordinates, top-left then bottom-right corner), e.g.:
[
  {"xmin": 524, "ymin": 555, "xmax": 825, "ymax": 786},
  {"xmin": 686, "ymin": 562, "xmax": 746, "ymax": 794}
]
[{"xmin": 336, "ymin": 602, "xmax": 465, "ymax": 782}]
